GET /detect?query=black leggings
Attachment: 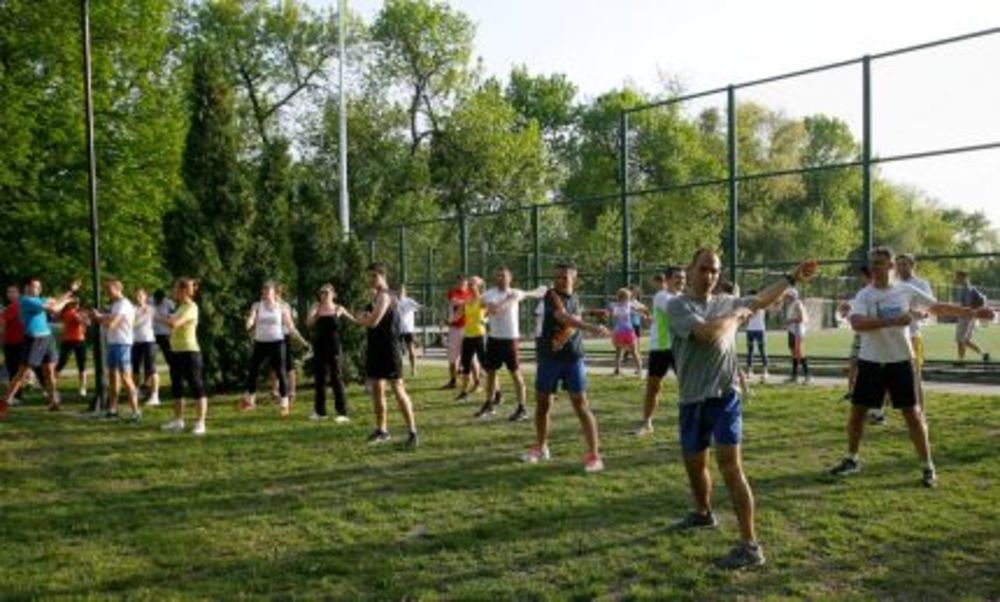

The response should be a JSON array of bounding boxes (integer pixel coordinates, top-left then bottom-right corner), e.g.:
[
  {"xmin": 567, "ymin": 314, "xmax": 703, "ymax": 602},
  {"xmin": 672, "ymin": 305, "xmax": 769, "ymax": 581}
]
[
  {"xmin": 170, "ymin": 352, "xmax": 205, "ymax": 400},
  {"xmin": 314, "ymin": 345, "xmax": 347, "ymax": 417},
  {"xmin": 57, "ymin": 340, "xmax": 87, "ymax": 374},
  {"xmin": 245, "ymin": 340, "xmax": 287, "ymax": 397}
]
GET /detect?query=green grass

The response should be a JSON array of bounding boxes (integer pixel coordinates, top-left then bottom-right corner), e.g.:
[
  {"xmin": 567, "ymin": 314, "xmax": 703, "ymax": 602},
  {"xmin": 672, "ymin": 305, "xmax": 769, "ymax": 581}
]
[
  {"xmin": 585, "ymin": 323, "xmax": 999, "ymax": 361},
  {"xmin": 1, "ymin": 368, "xmax": 998, "ymax": 600}
]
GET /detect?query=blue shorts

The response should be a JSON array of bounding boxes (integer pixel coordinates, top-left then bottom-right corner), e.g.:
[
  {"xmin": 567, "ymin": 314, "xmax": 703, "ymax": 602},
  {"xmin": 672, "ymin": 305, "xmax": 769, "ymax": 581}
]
[
  {"xmin": 679, "ymin": 390, "xmax": 743, "ymax": 455},
  {"xmin": 536, "ymin": 358, "xmax": 587, "ymax": 395},
  {"xmin": 107, "ymin": 344, "xmax": 132, "ymax": 372}
]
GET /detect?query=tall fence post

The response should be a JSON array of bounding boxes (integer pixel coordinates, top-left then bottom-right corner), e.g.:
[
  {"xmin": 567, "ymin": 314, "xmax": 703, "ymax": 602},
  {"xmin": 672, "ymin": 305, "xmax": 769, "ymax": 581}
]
[
  {"xmin": 619, "ymin": 111, "xmax": 630, "ymax": 288},
  {"xmin": 424, "ymin": 246, "xmax": 433, "ymax": 349},
  {"xmin": 726, "ymin": 84, "xmax": 739, "ymax": 285},
  {"xmin": 459, "ymin": 212, "xmax": 469, "ymax": 275},
  {"xmin": 861, "ymin": 55, "xmax": 873, "ymax": 252},
  {"xmin": 479, "ymin": 237, "xmax": 488, "ymax": 277},
  {"xmin": 398, "ymin": 224, "xmax": 407, "ymax": 285},
  {"xmin": 368, "ymin": 237, "xmax": 376, "ymax": 263},
  {"xmin": 531, "ymin": 204, "xmax": 541, "ymax": 287}
]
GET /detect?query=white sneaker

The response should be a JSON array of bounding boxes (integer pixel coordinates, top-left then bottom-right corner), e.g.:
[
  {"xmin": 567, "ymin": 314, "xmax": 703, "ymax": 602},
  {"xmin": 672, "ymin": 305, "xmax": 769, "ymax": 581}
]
[
  {"xmin": 802, "ymin": 377, "xmax": 814, "ymax": 385},
  {"xmin": 308, "ymin": 412, "xmax": 328, "ymax": 421},
  {"xmin": 191, "ymin": 421, "xmax": 206, "ymax": 436},
  {"xmin": 145, "ymin": 396, "xmax": 161, "ymax": 407},
  {"xmin": 634, "ymin": 422, "xmax": 655, "ymax": 438},
  {"xmin": 162, "ymin": 418, "xmax": 185, "ymax": 432},
  {"xmin": 521, "ymin": 445, "xmax": 551, "ymax": 464},
  {"xmin": 334, "ymin": 415, "xmax": 351, "ymax": 424},
  {"xmin": 760, "ymin": 370, "xmax": 769, "ymax": 384},
  {"xmin": 79, "ymin": 389, "xmax": 87, "ymax": 398}
]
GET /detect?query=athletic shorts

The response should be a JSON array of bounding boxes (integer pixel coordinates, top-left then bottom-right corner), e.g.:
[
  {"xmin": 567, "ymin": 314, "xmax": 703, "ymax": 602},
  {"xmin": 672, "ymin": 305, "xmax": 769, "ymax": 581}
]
[
  {"xmin": 131, "ymin": 341, "xmax": 157, "ymax": 379},
  {"xmin": 23, "ymin": 335, "xmax": 57, "ymax": 368},
  {"xmin": 448, "ymin": 327, "xmax": 464, "ymax": 362},
  {"xmin": 956, "ymin": 319, "xmax": 976, "ymax": 343},
  {"xmin": 647, "ymin": 349, "xmax": 675, "ymax": 378},
  {"xmin": 107, "ymin": 343, "xmax": 132, "ymax": 372},
  {"xmin": 912, "ymin": 334, "xmax": 925, "ymax": 372},
  {"xmin": 612, "ymin": 329, "xmax": 637, "ymax": 348},
  {"xmin": 484, "ymin": 338, "xmax": 519, "ymax": 372},
  {"xmin": 399, "ymin": 332, "xmax": 414, "ymax": 346},
  {"xmin": 460, "ymin": 336, "xmax": 486, "ymax": 374},
  {"xmin": 852, "ymin": 360, "xmax": 917, "ymax": 409},
  {"xmin": 536, "ymin": 358, "xmax": 586, "ymax": 395},
  {"xmin": 679, "ymin": 390, "xmax": 743, "ymax": 455},
  {"xmin": 366, "ymin": 345, "xmax": 402, "ymax": 381},
  {"xmin": 283, "ymin": 336, "xmax": 295, "ymax": 372}
]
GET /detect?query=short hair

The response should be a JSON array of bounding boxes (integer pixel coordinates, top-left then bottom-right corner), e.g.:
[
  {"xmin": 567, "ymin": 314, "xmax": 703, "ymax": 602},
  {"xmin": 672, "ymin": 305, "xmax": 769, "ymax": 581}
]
[
  {"xmin": 666, "ymin": 265, "xmax": 684, "ymax": 278},
  {"xmin": 860, "ymin": 265, "xmax": 872, "ymax": 279},
  {"xmin": 496, "ymin": 265, "xmax": 511, "ymax": 274},
  {"xmin": 868, "ymin": 246, "xmax": 893, "ymax": 262},
  {"xmin": 367, "ymin": 262, "xmax": 388, "ymax": 276},
  {"xmin": 652, "ymin": 271, "xmax": 668, "ymax": 282},
  {"xmin": 689, "ymin": 247, "xmax": 718, "ymax": 268},
  {"xmin": 153, "ymin": 289, "xmax": 166, "ymax": 303},
  {"xmin": 896, "ymin": 253, "xmax": 915, "ymax": 264},
  {"xmin": 22, "ymin": 276, "xmax": 40, "ymax": 288},
  {"xmin": 174, "ymin": 277, "xmax": 197, "ymax": 296},
  {"xmin": 261, "ymin": 280, "xmax": 278, "ymax": 291},
  {"xmin": 555, "ymin": 261, "xmax": 577, "ymax": 272},
  {"xmin": 106, "ymin": 278, "xmax": 123, "ymax": 289}
]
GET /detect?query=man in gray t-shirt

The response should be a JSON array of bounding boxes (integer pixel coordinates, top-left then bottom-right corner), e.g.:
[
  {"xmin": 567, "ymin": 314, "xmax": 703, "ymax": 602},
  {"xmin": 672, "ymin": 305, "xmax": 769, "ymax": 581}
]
[{"xmin": 668, "ymin": 248, "xmax": 817, "ymax": 570}]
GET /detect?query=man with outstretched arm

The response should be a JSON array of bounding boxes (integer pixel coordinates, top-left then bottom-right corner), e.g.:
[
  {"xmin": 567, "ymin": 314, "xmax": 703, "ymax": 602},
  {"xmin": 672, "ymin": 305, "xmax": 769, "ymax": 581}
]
[
  {"xmin": 668, "ymin": 248, "xmax": 818, "ymax": 570},
  {"xmin": 829, "ymin": 246, "xmax": 994, "ymax": 488}
]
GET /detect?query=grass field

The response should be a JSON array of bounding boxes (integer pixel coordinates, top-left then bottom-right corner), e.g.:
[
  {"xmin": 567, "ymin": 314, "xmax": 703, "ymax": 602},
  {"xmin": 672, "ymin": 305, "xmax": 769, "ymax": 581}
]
[{"xmin": 1, "ymin": 367, "xmax": 998, "ymax": 600}]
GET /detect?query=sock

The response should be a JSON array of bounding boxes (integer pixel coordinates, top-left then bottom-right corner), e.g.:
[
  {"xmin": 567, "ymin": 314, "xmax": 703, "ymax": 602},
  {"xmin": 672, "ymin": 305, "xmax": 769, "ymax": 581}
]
[
  {"xmin": 924, "ymin": 460, "xmax": 935, "ymax": 471},
  {"xmin": 801, "ymin": 359, "xmax": 810, "ymax": 377},
  {"xmin": 848, "ymin": 453, "xmax": 858, "ymax": 462}
]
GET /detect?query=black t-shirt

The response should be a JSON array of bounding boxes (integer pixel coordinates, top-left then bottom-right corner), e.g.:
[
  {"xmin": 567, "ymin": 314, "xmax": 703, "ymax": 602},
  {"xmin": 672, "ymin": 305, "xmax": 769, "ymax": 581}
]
[
  {"xmin": 312, "ymin": 314, "xmax": 342, "ymax": 354},
  {"xmin": 538, "ymin": 289, "xmax": 583, "ymax": 362}
]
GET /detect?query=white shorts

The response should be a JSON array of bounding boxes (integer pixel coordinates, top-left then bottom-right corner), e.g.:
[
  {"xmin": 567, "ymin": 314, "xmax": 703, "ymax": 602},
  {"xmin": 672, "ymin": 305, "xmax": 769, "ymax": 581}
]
[
  {"xmin": 956, "ymin": 319, "xmax": 976, "ymax": 343},
  {"xmin": 448, "ymin": 327, "xmax": 464, "ymax": 362}
]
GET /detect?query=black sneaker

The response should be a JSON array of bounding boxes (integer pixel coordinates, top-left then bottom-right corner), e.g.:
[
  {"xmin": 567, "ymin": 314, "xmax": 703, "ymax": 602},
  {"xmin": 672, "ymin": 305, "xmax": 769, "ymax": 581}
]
[
  {"xmin": 405, "ymin": 431, "xmax": 419, "ymax": 448},
  {"xmin": 366, "ymin": 429, "xmax": 391, "ymax": 445},
  {"xmin": 508, "ymin": 405, "xmax": 528, "ymax": 422},
  {"xmin": 474, "ymin": 401, "xmax": 495, "ymax": 419},
  {"xmin": 671, "ymin": 511, "xmax": 718, "ymax": 530},
  {"xmin": 439, "ymin": 379, "xmax": 456, "ymax": 390},
  {"xmin": 492, "ymin": 391, "xmax": 502, "ymax": 406},
  {"xmin": 868, "ymin": 411, "xmax": 886, "ymax": 425},
  {"xmin": 983, "ymin": 353, "xmax": 991, "ymax": 363},
  {"xmin": 922, "ymin": 467, "xmax": 938, "ymax": 488},
  {"xmin": 716, "ymin": 542, "xmax": 766, "ymax": 570},
  {"xmin": 830, "ymin": 457, "xmax": 860, "ymax": 477},
  {"xmin": 103, "ymin": 411, "xmax": 120, "ymax": 421},
  {"xmin": 455, "ymin": 391, "xmax": 468, "ymax": 402}
]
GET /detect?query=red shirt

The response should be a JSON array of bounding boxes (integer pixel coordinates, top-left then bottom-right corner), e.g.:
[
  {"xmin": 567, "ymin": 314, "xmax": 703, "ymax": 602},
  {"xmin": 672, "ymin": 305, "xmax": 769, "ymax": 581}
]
[
  {"xmin": 2, "ymin": 304, "xmax": 24, "ymax": 345},
  {"xmin": 60, "ymin": 307, "xmax": 86, "ymax": 343},
  {"xmin": 447, "ymin": 288, "xmax": 472, "ymax": 328}
]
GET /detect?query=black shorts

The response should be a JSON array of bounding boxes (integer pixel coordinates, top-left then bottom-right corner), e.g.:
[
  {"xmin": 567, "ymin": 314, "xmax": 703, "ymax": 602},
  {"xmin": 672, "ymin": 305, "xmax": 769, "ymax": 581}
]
[
  {"xmin": 57, "ymin": 340, "xmax": 87, "ymax": 373},
  {"xmin": 366, "ymin": 342, "xmax": 403, "ymax": 381},
  {"xmin": 852, "ymin": 360, "xmax": 917, "ymax": 409},
  {"xmin": 647, "ymin": 349, "xmax": 675, "ymax": 378},
  {"xmin": 24, "ymin": 335, "xmax": 57, "ymax": 368},
  {"xmin": 170, "ymin": 351, "xmax": 205, "ymax": 400},
  {"xmin": 132, "ymin": 341, "xmax": 157, "ymax": 380},
  {"xmin": 399, "ymin": 332, "xmax": 414, "ymax": 346},
  {"xmin": 484, "ymin": 338, "xmax": 519, "ymax": 372},
  {"xmin": 461, "ymin": 336, "xmax": 486, "ymax": 374},
  {"xmin": 283, "ymin": 336, "xmax": 295, "ymax": 372}
]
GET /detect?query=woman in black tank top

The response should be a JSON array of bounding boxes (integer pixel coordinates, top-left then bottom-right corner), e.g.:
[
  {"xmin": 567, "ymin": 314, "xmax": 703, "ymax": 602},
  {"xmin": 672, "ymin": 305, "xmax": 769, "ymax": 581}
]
[
  {"xmin": 353, "ymin": 263, "xmax": 418, "ymax": 447},
  {"xmin": 307, "ymin": 284, "xmax": 354, "ymax": 421}
]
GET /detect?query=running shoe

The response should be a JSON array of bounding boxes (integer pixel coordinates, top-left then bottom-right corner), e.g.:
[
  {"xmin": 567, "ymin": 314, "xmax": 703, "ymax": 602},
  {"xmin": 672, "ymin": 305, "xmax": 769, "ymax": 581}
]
[
  {"xmin": 455, "ymin": 391, "xmax": 469, "ymax": 402},
  {"xmin": 161, "ymin": 418, "xmax": 185, "ymax": 432},
  {"xmin": 191, "ymin": 421, "xmax": 206, "ymax": 436},
  {"xmin": 922, "ymin": 467, "xmax": 938, "ymax": 488},
  {"xmin": 716, "ymin": 542, "xmax": 766, "ymax": 569},
  {"xmin": 334, "ymin": 415, "xmax": 351, "ymax": 424},
  {"xmin": 127, "ymin": 411, "xmax": 142, "ymax": 423},
  {"xmin": 869, "ymin": 411, "xmax": 886, "ymax": 426},
  {"xmin": 583, "ymin": 452, "xmax": 605, "ymax": 473},
  {"xmin": 492, "ymin": 391, "xmax": 502, "ymax": 406},
  {"xmin": 474, "ymin": 401, "xmax": 495, "ymax": 419},
  {"xmin": 521, "ymin": 445, "xmax": 551, "ymax": 463},
  {"xmin": 829, "ymin": 457, "xmax": 861, "ymax": 477},
  {"xmin": 279, "ymin": 399, "xmax": 291, "ymax": 418},
  {"xmin": 308, "ymin": 412, "xmax": 328, "ymax": 421},
  {"xmin": 508, "ymin": 405, "xmax": 528, "ymax": 422},
  {"xmin": 238, "ymin": 399, "xmax": 256, "ymax": 411},
  {"xmin": 671, "ymin": 511, "xmax": 718, "ymax": 530},
  {"xmin": 405, "ymin": 431, "xmax": 419, "ymax": 448},
  {"xmin": 366, "ymin": 429, "xmax": 391, "ymax": 445},
  {"xmin": 634, "ymin": 422, "xmax": 655, "ymax": 438}
]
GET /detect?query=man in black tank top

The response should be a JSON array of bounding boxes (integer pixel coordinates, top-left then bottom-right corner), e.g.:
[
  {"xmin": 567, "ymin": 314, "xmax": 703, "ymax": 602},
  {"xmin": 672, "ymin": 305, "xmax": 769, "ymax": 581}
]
[{"xmin": 353, "ymin": 263, "xmax": 418, "ymax": 447}]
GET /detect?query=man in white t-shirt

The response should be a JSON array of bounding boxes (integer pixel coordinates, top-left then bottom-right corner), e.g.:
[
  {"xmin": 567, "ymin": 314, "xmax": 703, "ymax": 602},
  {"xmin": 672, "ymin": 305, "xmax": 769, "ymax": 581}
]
[
  {"xmin": 635, "ymin": 266, "xmax": 685, "ymax": 437},
  {"xmin": 830, "ymin": 247, "xmax": 995, "ymax": 488},
  {"xmin": 476, "ymin": 266, "xmax": 547, "ymax": 421},
  {"xmin": 396, "ymin": 286, "xmax": 422, "ymax": 377},
  {"xmin": 91, "ymin": 279, "xmax": 140, "ymax": 421}
]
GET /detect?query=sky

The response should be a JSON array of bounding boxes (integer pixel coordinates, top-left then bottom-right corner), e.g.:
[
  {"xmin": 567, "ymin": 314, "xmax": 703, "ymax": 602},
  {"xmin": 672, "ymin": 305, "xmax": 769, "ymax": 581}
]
[{"xmin": 313, "ymin": 0, "xmax": 1000, "ymax": 227}]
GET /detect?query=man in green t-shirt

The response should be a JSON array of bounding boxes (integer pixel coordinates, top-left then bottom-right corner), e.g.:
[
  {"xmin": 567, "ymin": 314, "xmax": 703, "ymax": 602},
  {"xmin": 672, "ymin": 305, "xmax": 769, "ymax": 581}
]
[{"xmin": 635, "ymin": 266, "xmax": 685, "ymax": 437}]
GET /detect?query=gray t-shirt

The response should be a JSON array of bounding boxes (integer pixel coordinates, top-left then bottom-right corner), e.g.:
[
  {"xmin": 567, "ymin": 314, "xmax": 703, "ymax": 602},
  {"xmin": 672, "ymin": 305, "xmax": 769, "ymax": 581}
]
[{"xmin": 668, "ymin": 293, "xmax": 755, "ymax": 405}]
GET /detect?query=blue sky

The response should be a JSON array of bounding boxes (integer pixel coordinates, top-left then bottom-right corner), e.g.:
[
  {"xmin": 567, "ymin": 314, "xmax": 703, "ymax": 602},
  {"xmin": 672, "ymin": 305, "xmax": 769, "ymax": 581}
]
[{"xmin": 312, "ymin": 0, "xmax": 1000, "ymax": 228}]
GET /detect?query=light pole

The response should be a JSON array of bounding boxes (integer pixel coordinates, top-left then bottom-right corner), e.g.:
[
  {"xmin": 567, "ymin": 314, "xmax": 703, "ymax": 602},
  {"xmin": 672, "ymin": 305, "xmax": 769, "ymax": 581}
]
[{"xmin": 338, "ymin": 0, "xmax": 350, "ymax": 239}]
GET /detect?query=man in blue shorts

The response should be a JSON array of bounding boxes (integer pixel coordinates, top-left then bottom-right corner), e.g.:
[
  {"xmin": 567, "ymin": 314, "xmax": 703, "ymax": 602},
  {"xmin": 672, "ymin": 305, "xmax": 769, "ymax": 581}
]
[
  {"xmin": 669, "ymin": 248, "xmax": 818, "ymax": 569},
  {"xmin": 522, "ymin": 262, "xmax": 609, "ymax": 473},
  {"xmin": 1, "ymin": 277, "xmax": 80, "ymax": 417}
]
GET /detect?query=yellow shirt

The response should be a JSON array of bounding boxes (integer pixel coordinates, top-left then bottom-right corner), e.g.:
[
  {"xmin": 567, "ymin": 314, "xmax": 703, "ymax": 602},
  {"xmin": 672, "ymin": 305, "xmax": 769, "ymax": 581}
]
[
  {"xmin": 170, "ymin": 301, "xmax": 200, "ymax": 352},
  {"xmin": 463, "ymin": 298, "xmax": 487, "ymax": 338}
]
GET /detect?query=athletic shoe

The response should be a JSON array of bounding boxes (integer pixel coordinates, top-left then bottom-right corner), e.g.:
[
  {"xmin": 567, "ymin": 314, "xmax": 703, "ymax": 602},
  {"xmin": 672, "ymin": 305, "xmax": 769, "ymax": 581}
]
[
  {"xmin": 521, "ymin": 445, "xmax": 551, "ymax": 464},
  {"xmin": 583, "ymin": 453, "xmax": 605, "ymax": 473},
  {"xmin": 279, "ymin": 399, "xmax": 291, "ymax": 418},
  {"xmin": 983, "ymin": 353, "xmax": 991, "ymax": 363},
  {"xmin": 716, "ymin": 542, "xmax": 766, "ymax": 570},
  {"xmin": 9, "ymin": 396, "xmax": 20, "ymax": 407},
  {"xmin": 238, "ymin": 399, "xmax": 256, "ymax": 412},
  {"xmin": 161, "ymin": 418, "xmax": 185, "ymax": 432},
  {"xmin": 474, "ymin": 401, "xmax": 495, "ymax": 419},
  {"xmin": 78, "ymin": 388, "xmax": 87, "ymax": 399},
  {"xmin": 760, "ymin": 370, "xmax": 769, "ymax": 384},
  {"xmin": 454, "ymin": 391, "xmax": 468, "ymax": 402},
  {"xmin": 802, "ymin": 376, "xmax": 814, "ymax": 385},
  {"xmin": 634, "ymin": 422, "xmax": 655, "ymax": 438},
  {"xmin": 308, "ymin": 412, "xmax": 328, "ymax": 421},
  {"xmin": 492, "ymin": 391, "xmax": 502, "ymax": 406},
  {"xmin": 829, "ymin": 457, "xmax": 861, "ymax": 477},
  {"xmin": 869, "ymin": 411, "xmax": 886, "ymax": 426},
  {"xmin": 127, "ymin": 411, "xmax": 142, "ymax": 423},
  {"xmin": 671, "ymin": 511, "xmax": 719, "ymax": 530},
  {"xmin": 191, "ymin": 421, "xmax": 206, "ymax": 436},
  {"xmin": 508, "ymin": 405, "xmax": 528, "ymax": 422},
  {"xmin": 439, "ymin": 379, "xmax": 456, "ymax": 390},
  {"xmin": 366, "ymin": 429, "xmax": 391, "ymax": 445},
  {"xmin": 145, "ymin": 396, "xmax": 161, "ymax": 407},
  {"xmin": 405, "ymin": 431, "xmax": 419, "ymax": 448},
  {"xmin": 922, "ymin": 467, "xmax": 938, "ymax": 488},
  {"xmin": 783, "ymin": 376, "xmax": 798, "ymax": 385},
  {"xmin": 47, "ymin": 402, "xmax": 62, "ymax": 412},
  {"xmin": 102, "ymin": 411, "xmax": 120, "ymax": 421},
  {"xmin": 334, "ymin": 415, "xmax": 351, "ymax": 424}
]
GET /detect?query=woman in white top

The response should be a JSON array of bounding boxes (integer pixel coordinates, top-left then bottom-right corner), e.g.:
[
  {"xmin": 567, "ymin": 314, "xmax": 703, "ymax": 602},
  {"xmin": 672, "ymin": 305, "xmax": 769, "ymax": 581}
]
[
  {"xmin": 239, "ymin": 281, "xmax": 299, "ymax": 417},
  {"xmin": 782, "ymin": 288, "xmax": 811, "ymax": 384},
  {"xmin": 131, "ymin": 288, "xmax": 161, "ymax": 406},
  {"xmin": 744, "ymin": 289, "xmax": 769, "ymax": 383}
]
